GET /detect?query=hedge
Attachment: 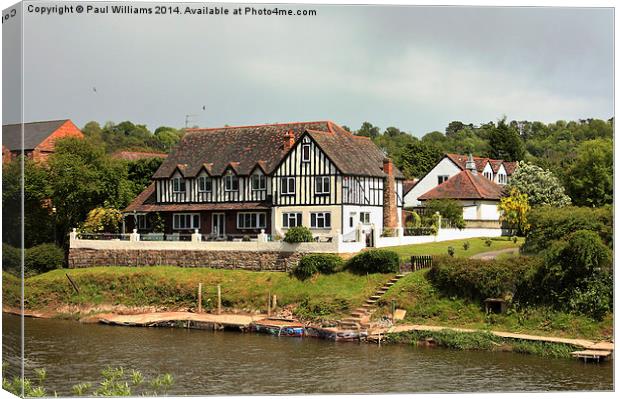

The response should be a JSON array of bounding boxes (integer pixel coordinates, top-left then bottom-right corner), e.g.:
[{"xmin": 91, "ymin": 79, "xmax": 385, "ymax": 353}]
[
  {"xmin": 346, "ymin": 249, "xmax": 399, "ymax": 274},
  {"xmin": 283, "ymin": 226, "xmax": 313, "ymax": 243},
  {"xmin": 427, "ymin": 255, "xmax": 541, "ymax": 302},
  {"xmin": 293, "ymin": 254, "xmax": 343, "ymax": 280}
]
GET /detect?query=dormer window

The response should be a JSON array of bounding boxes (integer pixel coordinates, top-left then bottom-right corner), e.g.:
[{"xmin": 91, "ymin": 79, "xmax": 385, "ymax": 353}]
[
  {"xmin": 198, "ymin": 176, "xmax": 212, "ymax": 192},
  {"xmin": 172, "ymin": 177, "xmax": 186, "ymax": 193},
  {"xmin": 224, "ymin": 174, "xmax": 239, "ymax": 192},
  {"xmin": 301, "ymin": 143, "xmax": 311, "ymax": 162},
  {"xmin": 251, "ymin": 174, "xmax": 266, "ymax": 191},
  {"xmin": 484, "ymin": 171, "xmax": 493, "ymax": 180}
]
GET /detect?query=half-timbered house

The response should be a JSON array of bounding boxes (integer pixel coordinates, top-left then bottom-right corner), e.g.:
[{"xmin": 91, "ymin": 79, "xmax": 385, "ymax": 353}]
[{"xmin": 123, "ymin": 121, "xmax": 405, "ymax": 240}]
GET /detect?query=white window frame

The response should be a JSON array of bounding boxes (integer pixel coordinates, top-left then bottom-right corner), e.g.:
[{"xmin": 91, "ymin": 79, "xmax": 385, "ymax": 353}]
[
  {"xmin": 314, "ymin": 176, "xmax": 330, "ymax": 195},
  {"xmin": 237, "ymin": 212, "xmax": 267, "ymax": 229},
  {"xmin": 172, "ymin": 177, "xmax": 186, "ymax": 193},
  {"xmin": 360, "ymin": 212, "xmax": 371, "ymax": 224},
  {"xmin": 198, "ymin": 176, "xmax": 212, "ymax": 193},
  {"xmin": 301, "ymin": 143, "xmax": 311, "ymax": 162},
  {"xmin": 173, "ymin": 213, "xmax": 200, "ymax": 230},
  {"xmin": 498, "ymin": 173, "xmax": 507, "ymax": 184},
  {"xmin": 484, "ymin": 172, "xmax": 493, "ymax": 180},
  {"xmin": 310, "ymin": 212, "xmax": 331, "ymax": 229},
  {"xmin": 438, "ymin": 175, "xmax": 449, "ymax": 185},
  {"xmin": 251, "ymin": 174, "xmax": 266, "ymax": 191},
  {"xmin": 282, "ymin": 212, "xmax": 302, "ymax": 228},
  {"xmin": 281, "ymin": 177, "xmax": 295, "ymax": 195},
  {"xmin": 224, "ymin": 174, "xmax": 239, "ymax": 192}
]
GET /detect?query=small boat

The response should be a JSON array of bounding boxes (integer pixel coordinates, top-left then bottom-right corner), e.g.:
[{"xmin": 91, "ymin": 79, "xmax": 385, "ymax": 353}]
[{"xmin": 250, "ymin": 318, "xmax": 305, "ymax": 337}]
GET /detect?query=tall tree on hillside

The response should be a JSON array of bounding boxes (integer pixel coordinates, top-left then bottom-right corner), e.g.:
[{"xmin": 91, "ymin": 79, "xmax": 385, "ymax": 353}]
[
  {"xmin": 356, "ymin": 122, "xmax": 381, "ymax": 139},
  {"xmin": 445, "ymin": 121, "xmax": 473, "ymax": 137},
  {"xmin": 488, "ymin": 118, "xmax": 525, "ymax": 161},
  {"xmin": 400, "ymin": 140, "xmax": 443, "ymax": 179},
  {"xmin": 565, "ymin": 139, "xmax": 613, "ymax": 207}
]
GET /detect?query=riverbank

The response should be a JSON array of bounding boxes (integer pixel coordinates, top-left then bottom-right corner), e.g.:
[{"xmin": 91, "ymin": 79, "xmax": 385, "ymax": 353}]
[{"xmin": 3, "ymin": 264, "xmax": 612, "ymax": 340}]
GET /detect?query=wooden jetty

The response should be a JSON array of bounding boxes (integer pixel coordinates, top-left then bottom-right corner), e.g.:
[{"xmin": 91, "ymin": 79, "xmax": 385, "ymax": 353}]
[{"xmin": 97, "ymin": 311, "xmax": 266, "ymax": 331}]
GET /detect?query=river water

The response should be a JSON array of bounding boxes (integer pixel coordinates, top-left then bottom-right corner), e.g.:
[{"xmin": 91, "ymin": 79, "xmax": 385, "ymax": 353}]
[{"xmin": 2, "ymin": 314, "xmax": 613, "ymax": 395}]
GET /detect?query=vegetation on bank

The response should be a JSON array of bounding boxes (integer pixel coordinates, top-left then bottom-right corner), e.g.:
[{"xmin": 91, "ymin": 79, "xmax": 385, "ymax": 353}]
[
  {"xmin": 388, "ymin": 236, "xmax": 523, "ymax": 261},
  {"xmin": 377, "ymin": 269, "xmax": 611, "ymax": 340},
  {"xmin": 385, "ymin": 329, "xmax": 580, "ymax": 359},
  {"xmin": 2, "ymin": 267, "xmax": 388, "ymax": 321},
  {"xmin": 1, "ymin": 363, "xmax": 173, "ymax": 397}
]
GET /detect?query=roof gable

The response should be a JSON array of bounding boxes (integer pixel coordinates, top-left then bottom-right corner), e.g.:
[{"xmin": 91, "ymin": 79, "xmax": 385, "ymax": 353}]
[
  {"xmin": 445, "ymin": 153, "xmax": 518, "ymax": 176},
  {"xmin": 2, "ymin": 119, "xmax": 72, "ymax": 151},
  {"xmin": 419, "ymin": 170, "xmax": 504, "ymax": 201}
]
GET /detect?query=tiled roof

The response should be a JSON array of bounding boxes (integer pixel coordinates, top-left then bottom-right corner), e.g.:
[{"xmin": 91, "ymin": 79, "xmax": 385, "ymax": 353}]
[
  {"xmin": 123, "ymin": 183, "xmax": 271, "ymax": 213},
  {"xmin": 152, "ymin": 121, "xmax": 403, "ymax": 179},
  {"xmin": 403, "ymin": 179, "xmax": 419, "ymax": 196},
  {"xmin": 112, "ymin": 151, "xmax": 168, "ymax": 161},
  {"xmin": 2, "ymin": 119, "xmax": 69, "ymax": 151},
  {"xmin": 419, "ymin": 170, "xmax": 504, "ymax": 201},
  {"xmin": 445, "ymin": 153, "xmax": 517, "ymax": 175}
]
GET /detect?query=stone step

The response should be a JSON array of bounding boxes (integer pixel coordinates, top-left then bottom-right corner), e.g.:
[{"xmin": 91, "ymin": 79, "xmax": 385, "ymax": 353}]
[
  {"xmin": 396, "ymin": 274, "xmax": 406, "ymax": 278},
  {"xmin": 369, "ymin": 295, "xmax": 381, "ymax": 300},
  {"xmin": 385, "ymin": 282, "xmax": 395, "ymax": 286},
  {"xmin": 341, "ymin": 317, "xmax": 362, "ymax": 323},
  {"xmin": 366, "ymin": 299, "xmax": 378, "ymax": 304},
  {"xmin": 353, "ymin": 308, "xmax": 369, "ymax": 314}
]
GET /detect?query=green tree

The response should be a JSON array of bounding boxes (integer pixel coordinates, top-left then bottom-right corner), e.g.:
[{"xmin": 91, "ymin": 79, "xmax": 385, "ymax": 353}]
[
  {"xmin": 2, "ymin": 158, "xmax": 54, "ymax": 247},
  {"xmin": 126, "ymin": 157, "xmax": 165, "ymax": 193},
  {"xmin": 488, "ymin": 118, "xmax": 525, "ymax": 161},
  {"xmin": 47, "ymin": 137, "xmax": 134, "ymax": 246},
  {"xmin": 424, "ymin": 199, "xmax": 465, "ymax": 229},
  {"xmin": 565, "ymin": 139, "xmax": 613, "ymax": 207},
  {"xmin": 507, "ymin": 161, "xmax": 571, "ymax": 207},
  {"xmin": 400, "ymin": 140, "xmax": 443, "ymax": 179},
  {"xmin": 356, "ymin": 122, "xmax": 381, "ymax": 139}
]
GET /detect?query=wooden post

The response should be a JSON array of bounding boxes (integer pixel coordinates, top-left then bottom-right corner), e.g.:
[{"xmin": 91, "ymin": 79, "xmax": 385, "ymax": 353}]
[
  {"xmin": 199, "ymin": 283, "xmax": 203, "ymax": 312},
  {"xmin": 272, "ymin": 294, "xmax": 277, "ymax": 311},
  {"xmin": 65, "ymin": 273, "xmax": 79, "ymax": 294},
  {"xmin": 217, "ymin": 284, "xmax": 222, "ymax": 315},
  {"xmin": 267, "ymin": 291, "xmax": 271, "ymax": 316}
]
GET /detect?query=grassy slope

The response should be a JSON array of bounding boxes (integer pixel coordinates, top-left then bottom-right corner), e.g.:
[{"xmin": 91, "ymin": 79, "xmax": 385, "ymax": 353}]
[
  {"xmin": 377, "ymin": 269, "xmax": 612, "ymax": 340},
  {"xmin": 2, "ymin": 268, "xmax": 388, "ymax": 320},
  {"xmin": 389, "ymin": 236, "xmax": 524, "ymax": 260}
]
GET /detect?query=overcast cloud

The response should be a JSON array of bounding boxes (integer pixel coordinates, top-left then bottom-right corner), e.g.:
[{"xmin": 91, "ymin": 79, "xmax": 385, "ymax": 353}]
[{"xmin": 3, "ymin": 3, "xmax": 614, "ymax": 135}]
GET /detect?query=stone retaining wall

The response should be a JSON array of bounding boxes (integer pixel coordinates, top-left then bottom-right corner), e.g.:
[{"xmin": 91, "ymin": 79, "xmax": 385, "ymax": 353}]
[{"xmin": 68, "ymin": 248, "xmax": 304, "ymax": 271}]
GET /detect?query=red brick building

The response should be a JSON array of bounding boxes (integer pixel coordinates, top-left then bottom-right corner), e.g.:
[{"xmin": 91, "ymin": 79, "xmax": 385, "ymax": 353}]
[{"xmin": 2, "ymin": 119, "xmax": 84, "ymax": 164}]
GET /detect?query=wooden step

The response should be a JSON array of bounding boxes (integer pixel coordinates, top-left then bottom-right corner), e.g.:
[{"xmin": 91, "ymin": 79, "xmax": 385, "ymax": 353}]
[
  {"xmin": 369, "ymin": 295, "xmax": 381, "ymax": 299},
  {"xmin": 353, "ymin": 308, "xmax": 369, "ymax": 314},
  {"xmin": 396, "ymin": 274, "xmax": 406, "ymax": 278}
]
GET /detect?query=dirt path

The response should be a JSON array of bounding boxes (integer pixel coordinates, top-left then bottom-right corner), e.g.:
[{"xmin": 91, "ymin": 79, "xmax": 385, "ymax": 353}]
[
  {"xmin": 470, "ymin": 247, "xmax": 519, "ymax": 260},
  {"xmin": 370, "ymin": 324, "xmax": 614, "ymax": 350}
]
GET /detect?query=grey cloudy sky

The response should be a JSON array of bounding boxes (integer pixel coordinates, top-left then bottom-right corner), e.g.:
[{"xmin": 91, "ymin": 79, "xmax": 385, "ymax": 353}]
[{"xmin": 3, "ymin": 2, "xmax": 614, "ymax": 135}]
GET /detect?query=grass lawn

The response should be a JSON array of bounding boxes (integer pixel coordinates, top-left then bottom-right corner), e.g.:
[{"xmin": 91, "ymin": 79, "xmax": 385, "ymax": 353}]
[
  {"xmin": 390, "ymin": 236, "xmax": 524, "ymax": 260},
  {"xmin": 2, "ymin": 267, "xmax": 389, "ymax": 320},
  {"xmin": 377, "ymin": 269, "xmax": 612, "ymax": 340}
]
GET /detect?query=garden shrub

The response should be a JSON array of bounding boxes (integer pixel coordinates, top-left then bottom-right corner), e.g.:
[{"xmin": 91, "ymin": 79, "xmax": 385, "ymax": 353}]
[
  {"xmin": 24, "ymin": 244, "xmax": 65, "ymax": 275},
  {"xmin": 346, "ymin": 249, "xmax": 399, "ymax": 274},
  {"xmin": 406, "ymin": 211, "xmax": 421, "ymax": 228},
  {"xmin": 428, "ymin": 255, "xmax": 541, "ymax": 302},
  {"xmin": 424, "ymin": 199, "xmax": 466, "ymax": 229},
  {"xmin": 293, "ymin": 254, "xmax": 343, "ymax": 280},
  {"xmin": 2, "ymin": 244, "xmax": 21, "ymax": 274},
  {"xmin": 523, "ymin": 206, "xmax": 612, "ymax": 254},
  {"xmin": 283, "ymin": 226, "xmax": 313, "ymax": 243}
]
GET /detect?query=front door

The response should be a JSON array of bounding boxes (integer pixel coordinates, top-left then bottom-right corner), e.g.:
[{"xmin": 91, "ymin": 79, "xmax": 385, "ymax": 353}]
[{"xmin": 212, "ymin": 213, "xmax": 225, "ymax": 237}]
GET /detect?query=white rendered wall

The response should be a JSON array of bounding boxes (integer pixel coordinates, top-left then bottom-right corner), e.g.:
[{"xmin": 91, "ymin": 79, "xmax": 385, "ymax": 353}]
[{"xmin": 403, "ymin": 158, "xmax": 461, "ymax": 207}]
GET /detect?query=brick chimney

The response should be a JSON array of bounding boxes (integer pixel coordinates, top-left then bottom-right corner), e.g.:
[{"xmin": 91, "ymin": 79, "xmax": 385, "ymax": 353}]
[
  {"xmin": 283, "ymin": 130, "xmax": 295, "ymax": 152},
  {"xmin": 382, "ymin": 158, "xmax": 398, "ymax": 231}
]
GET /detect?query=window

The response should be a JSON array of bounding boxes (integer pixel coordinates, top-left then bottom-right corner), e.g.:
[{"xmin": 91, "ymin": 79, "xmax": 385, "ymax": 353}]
[
  {"xmin": 282, "ymin": 212, "xmax": 302, "ymax": 228},
  {"xmin": 360, "ymin": 212, "xmax": 371, "ymax": 224},
  {"xmin": 301, "ymin": 143, "xmax": 311, "ymax": 162},
  {"xmin": 498, "ymin": 174, "xmax": 507, "ymax": 184},
  {"xmin": 314, "ymin": 176, "xmax": 330, "ymax": 195},
  {"xmin": 173, "ymin": 213, "xmax": 200, "ymax": 230},
  {"xmin": 281, "ymin": 177, "xmax": 295, "ymax": 195},
  {"xmin": 224, "ymin": 174, "xmax": 239, "ymax": 191},
  {"xmin": 251, "ymin": 174, "xmax": 266, "ymax": 191},
  {"xmin": 137, "ymin": 214, "xmax": 150, "ymax": 230},
  {"xmin": 198, "ymin": 176, "xmax": 212, "ymax": 192},
  {"xmin": 349, "ymin": 212, "xmax": 356, "ymax": 228},
  {"xmin": 311, "ymin": 212, "xmax": 331, "ymax": 229},
  {"xmin": 172, "ymin": 177, "xmax": 186, "ymax": 193},
  {"xmin": 484, "ymin": 172, "xmax": 493, "ymax": 180},
  {"xmin": 237, "ymin": 212, "xmax": 267, "ymax": 229},
  {"xmin": 437, "ymin": 175, "xmax": 449, "ymax": 185}
]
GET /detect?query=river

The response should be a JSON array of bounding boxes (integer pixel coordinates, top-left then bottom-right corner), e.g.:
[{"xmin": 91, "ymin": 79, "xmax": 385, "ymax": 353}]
[{"xmin": 1, "ymin": 314, "xmax": 613, "ymax": 395}]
